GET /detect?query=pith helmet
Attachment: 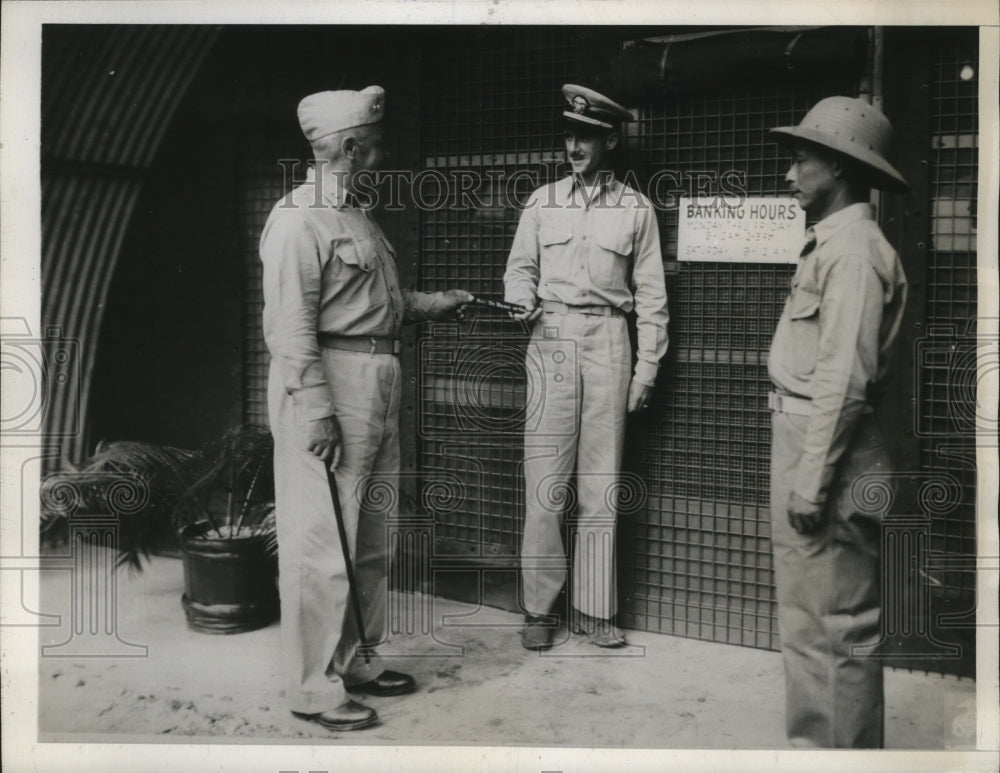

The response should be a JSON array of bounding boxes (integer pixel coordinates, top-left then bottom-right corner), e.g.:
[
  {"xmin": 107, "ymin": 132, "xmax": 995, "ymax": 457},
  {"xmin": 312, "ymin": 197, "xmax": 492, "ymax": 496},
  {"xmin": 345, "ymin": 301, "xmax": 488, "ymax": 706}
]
[{"xmin": 770, "ymin": 96, "xmax": 909, "ymax": 193}]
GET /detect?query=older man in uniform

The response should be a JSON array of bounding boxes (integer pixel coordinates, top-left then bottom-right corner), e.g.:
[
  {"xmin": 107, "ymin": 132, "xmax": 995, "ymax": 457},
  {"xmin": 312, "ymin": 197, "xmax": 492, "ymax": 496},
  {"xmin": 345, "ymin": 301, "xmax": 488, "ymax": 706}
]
[
  {"xmin": 767, "ymin": 96, "xmax": 909, "ymax": 747},
  {"xmin": 260, "ymin": 86, "xmax": 472, "ymax": 731},
  {"xmin": 504, "ymin": 84, "xmax": 669, "ymax": 649}
]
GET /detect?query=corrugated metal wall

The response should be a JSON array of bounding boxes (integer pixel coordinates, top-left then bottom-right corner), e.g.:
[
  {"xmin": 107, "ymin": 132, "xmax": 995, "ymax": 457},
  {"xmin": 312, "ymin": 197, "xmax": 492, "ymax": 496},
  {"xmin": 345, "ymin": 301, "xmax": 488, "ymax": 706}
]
[{"xmin": 41, "ymin": 25, "xmax": 218, "ymax": 470}]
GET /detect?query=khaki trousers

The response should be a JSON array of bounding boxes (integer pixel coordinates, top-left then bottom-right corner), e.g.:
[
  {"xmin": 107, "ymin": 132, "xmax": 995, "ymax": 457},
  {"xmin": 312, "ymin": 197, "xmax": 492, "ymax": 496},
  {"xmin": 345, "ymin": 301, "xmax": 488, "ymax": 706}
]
[
  {"xmin": 268, "ymin": 349, "xmax": 400, "ymax": 714},
  {"xmin": 770, "ymin": 409, "xmax": 888, "ymax": 747},
  {"xmin": 521, "ymin": 312, "xmax": 631, "ymax": 620}
]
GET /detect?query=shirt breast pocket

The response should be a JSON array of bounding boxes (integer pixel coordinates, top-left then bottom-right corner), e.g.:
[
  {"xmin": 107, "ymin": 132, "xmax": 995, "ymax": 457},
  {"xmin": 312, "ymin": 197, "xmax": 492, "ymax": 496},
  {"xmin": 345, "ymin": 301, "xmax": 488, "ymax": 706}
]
[
  {"xmin": 590, "ymin": 231, "xmax": 632, "ymax": 288},
  {"xmin": 335, "ymin": 236, "xmax": 387, "ymax": 309},
  {"xmin": 539, "ymin": 226, "xmax": 573, "ymax": 279},
  {"xmin": 787, "ymin": 287, "xmax": 821, "ymax": 376}
]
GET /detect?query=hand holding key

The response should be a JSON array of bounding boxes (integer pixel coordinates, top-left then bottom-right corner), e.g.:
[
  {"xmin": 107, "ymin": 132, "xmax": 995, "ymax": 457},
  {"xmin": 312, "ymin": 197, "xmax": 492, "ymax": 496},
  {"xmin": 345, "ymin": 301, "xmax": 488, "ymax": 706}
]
[{"xmin": 467, "ymin": 296, "xmax": 542, "ymax": 322}]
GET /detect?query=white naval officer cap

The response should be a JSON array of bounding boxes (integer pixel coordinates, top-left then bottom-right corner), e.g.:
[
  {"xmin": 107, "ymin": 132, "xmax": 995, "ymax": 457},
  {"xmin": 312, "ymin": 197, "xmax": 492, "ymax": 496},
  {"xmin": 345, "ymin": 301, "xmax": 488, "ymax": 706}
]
[
  {"xmin": 561, "ymin": 84, "xmax": 632, "ymax": 131},
  {"xmin": 297, "ymin": 86, "xmax": 385, "ymax": 142}
]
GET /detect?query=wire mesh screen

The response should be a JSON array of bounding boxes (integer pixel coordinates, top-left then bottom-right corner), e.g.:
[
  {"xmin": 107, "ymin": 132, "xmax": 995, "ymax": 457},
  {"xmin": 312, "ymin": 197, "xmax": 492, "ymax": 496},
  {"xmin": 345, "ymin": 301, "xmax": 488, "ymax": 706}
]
[
  {"xmin": 619, "ymin": 81, "xmax": 859, "ymax": 647},
  {"xmin": 414, "ymin": 30, "xmax": 867, "ymax": 650},
  {"xmin": 417, "ymin": 29, "xmax": 582, "ymax": 556},
  {"xmin": 918, "ymin": 39, "xmax": 979, "ymax": 610}
]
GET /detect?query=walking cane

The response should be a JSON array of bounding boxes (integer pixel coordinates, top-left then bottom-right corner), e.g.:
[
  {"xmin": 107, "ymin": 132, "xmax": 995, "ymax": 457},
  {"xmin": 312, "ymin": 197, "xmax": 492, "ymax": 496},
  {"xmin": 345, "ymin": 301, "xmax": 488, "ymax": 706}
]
[{"xmin": 326, "ymin": 466, "xmax": 372, "ymax": 665}]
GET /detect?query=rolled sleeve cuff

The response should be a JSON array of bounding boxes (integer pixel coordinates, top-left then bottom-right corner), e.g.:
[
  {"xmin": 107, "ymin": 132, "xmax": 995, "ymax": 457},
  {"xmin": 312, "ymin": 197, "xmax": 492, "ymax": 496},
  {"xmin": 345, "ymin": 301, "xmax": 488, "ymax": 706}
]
[
  {"xmin": 633, "ymin": 360, "xmax": 659, "ymax": 388},
  {"xmin": 791, "ymin": 450, "xmax": 838, "ymax": 507},
  {"xmin": 504, "ymin": 289, "xmax": 536, "ymax": 309},
  {"xmin": 405, "ymin": 290, "xmax": 445, "ymax": 322},
  {"xmin": 792, "ymin": 399, "xmax": 867, "ymax": 508},
  {"xmin": 293, "ymin": 383, "xmax": 335, "ymax": 421}
]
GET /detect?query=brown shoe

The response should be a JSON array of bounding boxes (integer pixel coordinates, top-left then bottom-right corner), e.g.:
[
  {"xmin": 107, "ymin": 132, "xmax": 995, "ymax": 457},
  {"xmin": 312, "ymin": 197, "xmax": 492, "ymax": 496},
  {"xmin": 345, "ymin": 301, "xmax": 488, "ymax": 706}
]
[
  {"xmin": 520, "ymin": 613, "xmax": 558, "ymax": 650},
  {"xmin": 570, "ymin": 610, "xmax": 626, "ymax": 648},
  {"xmin": 292, "ymin": 699, "xmax": 378, "ymax": 731}
]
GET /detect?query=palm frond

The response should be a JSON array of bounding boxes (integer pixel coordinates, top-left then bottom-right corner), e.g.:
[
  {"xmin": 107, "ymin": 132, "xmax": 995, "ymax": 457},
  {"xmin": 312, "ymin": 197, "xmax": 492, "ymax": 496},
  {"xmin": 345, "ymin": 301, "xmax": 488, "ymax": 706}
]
[
  {"xmin": 40, "ymin": 425, "xmax": 279, "ymax": 571},
  {"xmin": 251, "ymin": 505, "xmax": 279, "ymax": 558},
  {"xmin": 184, "ymin": 424, "xmax": 274, "ymax": 531}
]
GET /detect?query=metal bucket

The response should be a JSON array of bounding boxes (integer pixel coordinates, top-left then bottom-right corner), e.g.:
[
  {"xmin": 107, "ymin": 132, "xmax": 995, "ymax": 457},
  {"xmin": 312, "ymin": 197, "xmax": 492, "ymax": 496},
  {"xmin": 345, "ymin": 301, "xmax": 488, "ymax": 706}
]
[{"xmin": 179, "ymin": 522, "xmax": 279, "ymax": 634}]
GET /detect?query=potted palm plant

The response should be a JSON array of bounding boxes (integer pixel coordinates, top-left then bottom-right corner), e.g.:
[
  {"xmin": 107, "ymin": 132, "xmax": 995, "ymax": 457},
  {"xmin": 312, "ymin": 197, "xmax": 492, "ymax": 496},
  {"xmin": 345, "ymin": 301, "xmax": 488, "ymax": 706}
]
[
  {"xmin": 40, "ymin": 424, "xmax": 279, "ymax": 634},
  {"xmin": 178, "ymin": 424, "xmax": 278, "ymax": 634}
]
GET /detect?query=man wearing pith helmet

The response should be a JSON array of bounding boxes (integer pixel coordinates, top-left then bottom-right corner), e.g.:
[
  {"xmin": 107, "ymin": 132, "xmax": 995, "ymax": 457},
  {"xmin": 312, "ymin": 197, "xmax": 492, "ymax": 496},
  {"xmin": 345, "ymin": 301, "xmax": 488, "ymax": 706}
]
[
  {"xmin": 260, "ymin": 86, "xmax": 472, "ymax": 732},
  {"xmin": 504, "ymin": 84, "xmax": 669, "ymax": 650},
  {"xmin": 767, "ymin": 96, "xmax": 909, "ymax": 748}
]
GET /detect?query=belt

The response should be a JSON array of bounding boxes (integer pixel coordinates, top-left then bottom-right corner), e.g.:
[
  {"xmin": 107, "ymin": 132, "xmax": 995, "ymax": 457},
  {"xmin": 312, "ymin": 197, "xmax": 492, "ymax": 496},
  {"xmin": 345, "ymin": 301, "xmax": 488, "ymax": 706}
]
[
  {"xmin": 541, "ymin": 300, "xmax": 623, "ymax": 317},
  {"xmin": 768, "ymin": 391, "xmax": 876, "ymax": 416},
  {"xmin": 768, "ymin": 391, "xmax": 812, "ymax": 415},
  {"xmin": 318, "ymin": 334, "xmax": 400, "ymax": 355}
]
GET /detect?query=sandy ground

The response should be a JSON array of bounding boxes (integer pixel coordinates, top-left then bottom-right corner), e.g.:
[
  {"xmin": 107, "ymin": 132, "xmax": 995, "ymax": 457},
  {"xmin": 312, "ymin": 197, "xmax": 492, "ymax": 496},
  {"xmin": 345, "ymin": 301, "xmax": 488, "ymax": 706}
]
[{"xmin": 36, "ymin": 548, "xmax": 976, "ymax": 748}]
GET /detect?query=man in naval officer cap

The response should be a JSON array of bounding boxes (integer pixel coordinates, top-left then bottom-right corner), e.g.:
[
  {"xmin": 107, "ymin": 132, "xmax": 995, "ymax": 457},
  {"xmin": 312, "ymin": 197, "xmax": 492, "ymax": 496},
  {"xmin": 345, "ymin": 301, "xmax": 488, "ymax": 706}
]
[
  {"xmin": 766, "ymin": 96, "xmax": 909, "ymax": 747},
  {"xmin": 260, "ymin": 86, "xmax": 473, "ymax": 732},
  {"xmin": 504, "ymin": 85, "xmax": 669, "ymax": 649}
]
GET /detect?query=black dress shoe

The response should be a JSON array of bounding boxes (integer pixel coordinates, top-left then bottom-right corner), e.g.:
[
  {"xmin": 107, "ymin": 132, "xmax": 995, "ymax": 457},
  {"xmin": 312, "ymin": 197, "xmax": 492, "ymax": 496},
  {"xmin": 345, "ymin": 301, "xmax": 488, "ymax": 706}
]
[
  {"xmin": 292, "ymin": 700, "xmax": 378, "ymax": 731},
  {"xmin": 520, "ymin": 613, "xmax": 558, "ymax": 650},
  {"xmin": 347, "ymin": 669, "xmax": 417, "ymax": 697}
]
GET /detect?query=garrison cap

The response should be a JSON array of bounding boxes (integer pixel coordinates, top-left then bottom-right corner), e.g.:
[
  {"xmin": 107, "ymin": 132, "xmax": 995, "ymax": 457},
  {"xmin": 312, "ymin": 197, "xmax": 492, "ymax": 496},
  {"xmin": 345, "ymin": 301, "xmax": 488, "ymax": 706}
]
[
  {"xmin": 297, "ymin": 86, "xmax": 385, "ymax": 142},
  {"xmin": 561, "ymin": 84, "xmax": 632, "ymax": 131}
]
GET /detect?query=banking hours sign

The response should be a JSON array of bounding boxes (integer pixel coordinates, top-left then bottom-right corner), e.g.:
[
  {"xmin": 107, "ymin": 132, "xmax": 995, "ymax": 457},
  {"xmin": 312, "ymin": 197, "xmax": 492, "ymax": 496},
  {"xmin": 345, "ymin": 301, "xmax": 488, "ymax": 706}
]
[{"xmin": 678, "ymin": 197, "xmax": 806, "ymax": 264}]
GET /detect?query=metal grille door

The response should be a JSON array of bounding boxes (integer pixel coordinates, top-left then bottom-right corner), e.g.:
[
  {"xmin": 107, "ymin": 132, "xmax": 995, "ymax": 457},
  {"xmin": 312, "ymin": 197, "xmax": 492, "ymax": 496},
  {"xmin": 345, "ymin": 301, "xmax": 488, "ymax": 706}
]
[
  {"xmin": 402, "ymin": 28, "xmax": 978, "ymax": 671},
  {"xmin": 413, "ymin": 30, "xmax": 860, "ymax": 650},
  {"xmin": 915, "ymin": 38, "xmax": 979, "ymax": 661},
  {"xmin": 619, "ymin": 83, "xmax": 858, "ymax": 647},
  {"xmin": 417, "ymin": 29, "xmax": 582, "ymax": 557}
]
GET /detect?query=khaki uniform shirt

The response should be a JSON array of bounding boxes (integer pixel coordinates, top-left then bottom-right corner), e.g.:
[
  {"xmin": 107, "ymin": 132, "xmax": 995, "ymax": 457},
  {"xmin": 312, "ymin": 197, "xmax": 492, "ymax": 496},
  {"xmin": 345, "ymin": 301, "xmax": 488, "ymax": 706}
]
[
  {"xmin": 260, "ymin": 166, "xmax": 445, "ymax": 420},
  {"xmin": 768, "ymin": 202, "xmax": 907, "ymax": 506},
  {"xmin": 503, "ymin": 174, "xmax": 670, "ymax": 387}
]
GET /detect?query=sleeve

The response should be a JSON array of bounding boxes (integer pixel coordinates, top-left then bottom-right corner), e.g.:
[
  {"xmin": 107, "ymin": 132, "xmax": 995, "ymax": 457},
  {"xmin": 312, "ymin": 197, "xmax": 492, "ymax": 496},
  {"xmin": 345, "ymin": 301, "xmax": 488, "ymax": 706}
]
[
  {"xmin": 629, "ymin": 201, "xmax": 669, "ymax": 387},
  {"xmin": 503, "ymin": 191, "xmax": 542, "ymax": 308},
  {"xmin": 259, "ymin": 211, "xmax": 335, "ymax": 421},
  {"xmin": 792, "ymin": 254, "xmax": 884, "ymax": 505},
  {"xmin": 403, "ymin": 290, "xmax": 448, "ymax": 323}
]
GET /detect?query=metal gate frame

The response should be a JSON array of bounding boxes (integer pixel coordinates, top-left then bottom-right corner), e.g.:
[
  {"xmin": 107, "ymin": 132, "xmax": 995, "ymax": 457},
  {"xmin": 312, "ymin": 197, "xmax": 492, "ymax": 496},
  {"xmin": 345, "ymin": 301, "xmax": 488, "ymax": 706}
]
[{"xmin": 393, "ymin": 25, "xmax": 978, "ymax": 675}]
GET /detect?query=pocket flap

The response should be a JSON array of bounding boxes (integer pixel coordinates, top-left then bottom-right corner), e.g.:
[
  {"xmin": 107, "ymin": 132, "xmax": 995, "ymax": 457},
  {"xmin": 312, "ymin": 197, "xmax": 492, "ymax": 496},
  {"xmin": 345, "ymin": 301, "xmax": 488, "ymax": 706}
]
[
  {"xmin": 788, "ymin": 288, "xmax": 821, "ymax": 319},
  {"xmin": 596, "ymin": 231, "xmax": 633, "ymax": 257},
  {"xmin": 539, "ymin": 227, "xmax": 572, "ymax": 247},
  {"xmin": 377, "ymin": 234, "xmax": 396, "ymax": 259},
  {"xmin": 337, "ymin": 236, "xmax": 379, "ymax": 271}
]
